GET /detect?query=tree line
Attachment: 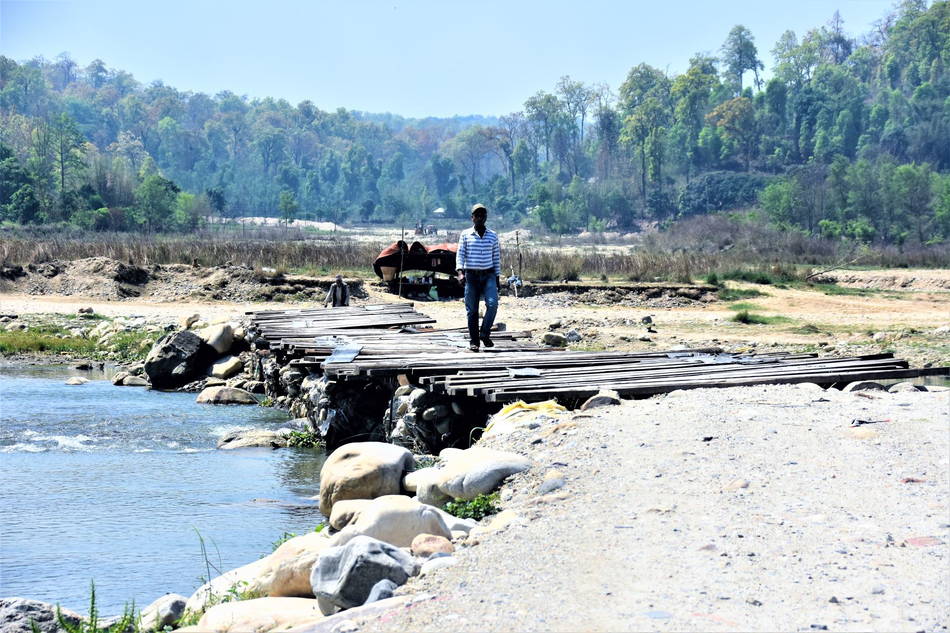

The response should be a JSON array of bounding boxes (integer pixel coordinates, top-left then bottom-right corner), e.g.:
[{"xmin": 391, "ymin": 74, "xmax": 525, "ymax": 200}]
[{"xmin": 1, "ymin": 0, "xmax": 948, "ymax": 245}]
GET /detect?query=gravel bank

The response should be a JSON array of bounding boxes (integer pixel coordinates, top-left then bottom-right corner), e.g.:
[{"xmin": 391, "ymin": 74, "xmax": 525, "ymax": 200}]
[{"xmin": 333, "ymin": 384, "xmax": 949, "ymax": 632}]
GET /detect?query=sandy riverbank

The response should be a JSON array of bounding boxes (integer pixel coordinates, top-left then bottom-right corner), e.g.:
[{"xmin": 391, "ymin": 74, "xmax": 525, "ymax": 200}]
[{"xmin": 326, "ymin": 383, "xmax": 949, "ymax": 632}]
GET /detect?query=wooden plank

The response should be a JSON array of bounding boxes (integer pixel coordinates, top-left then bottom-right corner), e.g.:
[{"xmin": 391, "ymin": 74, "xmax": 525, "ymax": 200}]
[{"xmin": 485, "ymin": 366, "xmax": 949, "ymax": 402}]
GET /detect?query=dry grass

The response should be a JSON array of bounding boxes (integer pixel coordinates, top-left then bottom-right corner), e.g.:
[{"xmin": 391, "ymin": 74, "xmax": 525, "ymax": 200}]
[{"xmin": 3, "ymin": 213, "xmax": 948, "ymax": 285}]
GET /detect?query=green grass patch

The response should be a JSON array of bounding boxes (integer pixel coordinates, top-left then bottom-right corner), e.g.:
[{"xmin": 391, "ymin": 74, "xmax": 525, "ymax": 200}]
[
  {"xmin": 792, "ymin": 323, "xmax": 823, "ymax": 334},
  {"xmin": 443, "ymin": 492, "xmax": 501, "ymax": 521},
  {"xmin": 728, "ymin": 301, "xmax": 761, "ymax": 311},
  {"xmin": 719, "ymin": 266, "xmax": 803, "ymax": 285},
  {"xmin": 107, "ymin": 330, "xmax": 164, "ymax": 361},
  {"xmin": 717, "ymin": 286, "xmax": 767, "ymax": 301},
  {"xmin": 0, "ymin": 328, "xmax": 98, "ymax": 355},
  {"xmin": 731, "ymin": 310, "xmax": 792, "ymax": 325},
  {"xmin": 810, "ymin": 283, "xmax": 879, "ymax": 297}
]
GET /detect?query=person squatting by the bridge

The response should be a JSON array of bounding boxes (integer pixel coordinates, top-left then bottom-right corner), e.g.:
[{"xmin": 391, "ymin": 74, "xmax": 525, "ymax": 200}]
[
  {"xmin": 323, "ymin": 275, "xmax": 350, "ymax": 307},
  {"xmin": 456, "ymin": 203, "xmax": 501, "ymax": 352}
]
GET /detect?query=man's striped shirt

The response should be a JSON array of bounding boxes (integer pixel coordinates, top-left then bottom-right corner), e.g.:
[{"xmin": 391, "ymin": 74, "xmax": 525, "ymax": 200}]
[{"xmin": 457, "ymin": 227, "xmax": 501, "ymax": 275}]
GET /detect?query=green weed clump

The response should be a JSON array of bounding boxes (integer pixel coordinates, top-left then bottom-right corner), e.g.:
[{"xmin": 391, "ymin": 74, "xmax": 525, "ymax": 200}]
[
  {"xmin": 29, "ymin": 581, "xmax": 137, "ymax": 633},
  {"xmin": 731, "ymin": 310, "xmax": 792, "ymax": 325},
  {"xmin": 287, "ymin": 430, "xmax": 324, "ymax": 449},
  {"xmin": 108, "ymin": 331, "xmax": 164, "ymax": 362},
  {"xmin": 443, "ymin": 492, "xmax": 500, "ymax": 521}
]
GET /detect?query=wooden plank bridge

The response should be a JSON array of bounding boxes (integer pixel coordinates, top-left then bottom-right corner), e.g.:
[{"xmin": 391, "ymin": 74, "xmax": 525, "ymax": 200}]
[{"xmin": 248, "ymin": 304, "xmax": 947, "ymax": 406}]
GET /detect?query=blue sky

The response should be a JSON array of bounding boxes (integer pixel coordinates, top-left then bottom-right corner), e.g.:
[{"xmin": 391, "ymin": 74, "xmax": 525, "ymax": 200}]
[{"xmin": 2, "ymin": 0, "xmax": 897, "ymax": 118}]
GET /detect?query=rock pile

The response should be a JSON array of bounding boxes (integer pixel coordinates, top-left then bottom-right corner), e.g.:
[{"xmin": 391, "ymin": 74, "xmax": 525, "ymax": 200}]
[{"xmin": 171, "ymin": 440, "xmax": 530, "ymax": 629}]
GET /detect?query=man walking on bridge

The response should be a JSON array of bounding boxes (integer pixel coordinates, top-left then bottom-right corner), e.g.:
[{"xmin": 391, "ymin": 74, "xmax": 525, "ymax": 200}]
[{"xmin": 456, "ymin": 203, "xmax": 501, "ymax": 352}]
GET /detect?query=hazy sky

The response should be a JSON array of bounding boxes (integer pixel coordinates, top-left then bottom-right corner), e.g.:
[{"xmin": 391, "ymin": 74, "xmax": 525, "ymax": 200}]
[{"xmin": 2, "ymin": 0, "xmax": 896, "ymax": 118}]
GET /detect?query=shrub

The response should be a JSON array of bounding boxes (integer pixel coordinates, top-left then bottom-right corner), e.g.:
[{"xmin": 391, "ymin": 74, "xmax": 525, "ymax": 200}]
[
  {"xmin": 443, "ymin": 492, "xmax": 500, "ymax": 521},
  {"xmin": 287, "ymin": 430, "xmax": 324, "ymax": 449}
]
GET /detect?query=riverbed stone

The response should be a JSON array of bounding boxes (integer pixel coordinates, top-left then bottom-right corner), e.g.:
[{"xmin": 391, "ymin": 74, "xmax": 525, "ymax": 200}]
[
  {"xmin": 111, "ymin": 371, "xmax": 129, "ymax": 385},
  {"xmin": 318, "ymin": 442, "xmax": 415, "ymax": 516},
  {"xmin": 185, "ymin": 531, "xmax": 335, "ymax": 614},
  {"xmin": 179, "ymin": 313, "xmax": 200, "ymax": 329},
  {"xmin": 888, "ymin": 381, "xmax": 925, "ymax": 393},
  {"xmin": 138, "ymin": 593, "xmax": 187, "ymax": 631},
  {"xmin": 189, "ymin": 597, "xmax": 324, "ymax": 633},
  {"xmin": 843, "ymin": 380, "xmax": 886, "ymax": 392},
  {"xmin": 421, "ymin": 405, "xmax": 449, "ymax": 421},
  {"xmin": 64, "ymin": 376, "xmax": 88, "ymax": 385},
  {"xmin": 329, "ymin": 499, "xmax": 372, "ymax": 530},
  {"xmin": 310, "ymin": 535, "xmax": 419, "ymax": 615},
  {"xmin": 144, "ymin": 330, "xmax": 215, "ymax": 389},
  {"xmin": 330, "ymin": 495, "xmax": 454, "ymax": 548},
  {"xmin": 405, "ymin": 468, "xmax": 452, "ymax": 506},
  {"xmin": 364, "ymin": 579, "xmax": 398, "ymax": 604},
  {"xmin": 210, "ymin": 355, "xmax": 243, "ymax": 379},
  {"xmin": 196, "ymin": 323, "xmax": 234, "ymax": 355},
  {"xmin": 542, "ymin": 332, "xmax": 567, "ymax": 347},
  {"xmin": 217, "ymin": 429, "xmax": 289, "ymax": 449},
  {"xmin": 0, "ymin": 598, "xmax": 83, "ymax": 633},
  {"xmin": 196, "ymin": 386, "xmax": 257, "ymax": 404},
  {"xmin": 435, "ymin": 446, "xmax": 532, "ymax": 500},
  {"xmin": 411, "ymin": 533, "xmax": 454, "ymax": 557},
  {"xmin": 120, "ymin": 374, "xmax": 150, "ymax": 387},
  {"xmin": 580, "ymin": 388, "xmax": 621, "ymax": 410}
]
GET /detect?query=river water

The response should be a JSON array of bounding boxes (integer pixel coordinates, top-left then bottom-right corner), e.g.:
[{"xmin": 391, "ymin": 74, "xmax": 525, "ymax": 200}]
[{"xmin": 0, "ymin": 364, "xmax": 326, "ymax": 614}]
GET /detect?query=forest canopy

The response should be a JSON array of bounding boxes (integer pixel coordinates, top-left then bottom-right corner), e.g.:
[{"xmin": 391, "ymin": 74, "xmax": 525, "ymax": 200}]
[{"xmin": 1, "ymin": 0, "xmax": 948, "ymax": 245}]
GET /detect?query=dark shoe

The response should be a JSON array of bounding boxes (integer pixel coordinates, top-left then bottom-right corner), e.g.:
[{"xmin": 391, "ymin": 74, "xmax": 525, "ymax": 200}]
[
  {"xmin": 469, "ymin": 342, "xmax": 480, "ymax": 352},
  {"xmin": 479, "ymin": 335, "xmax": 494, "ymax": 348}
]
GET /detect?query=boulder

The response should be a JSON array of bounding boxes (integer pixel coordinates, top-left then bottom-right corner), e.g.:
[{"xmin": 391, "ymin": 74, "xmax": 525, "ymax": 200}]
[
  {"xmin": 843, "ymin": 381, "xmax": 886, "ymax": 392},
  {"xmin": 410, "ymin": 533, "xmax": 454, "ymax": 558},
  {"xmin": 190, "ymin": 597, "xmax": 324, "ymax": 633},
  {"xmin": 405, "ymin": 468, "xmax": 452, "ymax": 507},
  {"xmin": 254, "ymin": 531, "xmax": 337, "ymax": 597},
  {"xmin": 144, "ymin": 330, "xmax": 215, "ymax": 389},
  {"xmin": 364, "ymin": 579, "xmax": 398, "ymax": 605},
  {"xmin": 138, "ymin": 593, "xmax": 187, "ymax": 631},
  {"xmin": 329, "ymin": 495, "xmax": 453, "ymax": 548},
  {"xmin": 210, "ymin": 355, "xmax": 243, "ymax": 379},
  {"xmin": 65, "ymin": 376, "xmax": 88, "ymax": 385},
  {"xmin": 196, "ymin": 323, "xmax": 234, "ymax": 355},
  {"xmin": 542, "ymin": 332, "xmax": 567, "ymax": 347},
  {"xmin": 888, "ymin": 381, "xmax": 925, "ymax": 393},
  {"xmin": 328, "ymin": 499, "xmax": 372, "ymax": 531},
  {"xmin": 435, "ymin": 447, "xmax": 531, "ymax": 500},
  {"xmin": 310, "ymin": 535, "xmax": 419, "ymax": 614},
  {"xmin": 0, "ymin": 598, "xmax": 83, "ymax": 633},
  {"xmin": 120, "ymin": 374, "xmax": 150, "ymax": 387},
  {"xmin": 179, "ymin": 313, "xmax": 200, "ymax": 329},
  {"xmin": 419, "ymin": 555, "xmax": 457, "ymax": 575},
  {"xmin": 565, "ymin": 329, "xmax": 583, "ymax": 342},
  {"xmin": 185, "ymin": 531, "xmax": 335, "ymax": 614},
  {"xmin": 245, "ymin": 380, "xmax": 265, "ymax": 394},
  {"xmin": 196, "ymin": 386, "xmax": 257, "ymax": 405},
  {"xmin": 580, "ymin": 388, "xmax": 621, "ymax": 410},
  {"xmin": 318, "ymin": 442, "xmax": 415, "ymax": 516},
  {"xmin": 217, "ymin": 429, "xmax": 289, "ymax": 449}
]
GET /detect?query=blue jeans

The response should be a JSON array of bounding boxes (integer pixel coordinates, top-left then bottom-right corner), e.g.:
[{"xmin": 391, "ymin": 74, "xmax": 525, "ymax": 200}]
[{"xmin": 464, "ymin": 269, "xmax": 498, "ymax": 343}]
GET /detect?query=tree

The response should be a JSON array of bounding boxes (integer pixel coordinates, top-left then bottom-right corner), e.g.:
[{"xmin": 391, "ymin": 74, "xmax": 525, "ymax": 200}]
[
  {"xmin": 278, "ymin": 189, "xmax": 299, "ymax": 225},
  {"xmin": 721, "ymin": 25, "xmax": 764, "ymax": 93},
  {"xmin": 893, "ymin": 163, "xmax": 934, "ymax": 243},
  {"xmin": 705, "ymin": 97, "xmax": 757, "ymax": 170},
  {"xmin": 524, "ymin": 91, "xmax": 561, "ymax": 163},
  {"xmin": 135, "ymin": 173, "xmax": 179, "ymax": 231}
]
